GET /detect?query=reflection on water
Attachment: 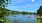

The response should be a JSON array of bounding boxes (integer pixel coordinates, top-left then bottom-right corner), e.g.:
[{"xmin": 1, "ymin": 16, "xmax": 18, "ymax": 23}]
[{"xmin": 0, "ymin": 14, "xmax": 41, "ymax": 23}]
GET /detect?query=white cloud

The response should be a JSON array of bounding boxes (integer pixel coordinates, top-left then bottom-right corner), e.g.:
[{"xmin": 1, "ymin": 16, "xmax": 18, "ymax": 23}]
[{"xmin": 32, "ymin": 0, "xmax": 35, "ymax": 2}]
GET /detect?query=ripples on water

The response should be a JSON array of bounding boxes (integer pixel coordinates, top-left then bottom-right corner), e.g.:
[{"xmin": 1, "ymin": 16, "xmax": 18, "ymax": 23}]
[{"xmin": 4, "ymin": 14, "xmax": 37, "ymax": 23}]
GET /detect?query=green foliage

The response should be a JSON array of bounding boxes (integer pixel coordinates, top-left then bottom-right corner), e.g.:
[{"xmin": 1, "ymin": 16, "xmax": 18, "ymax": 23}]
[
  {"xmin": 6, "ymin": 18, "xmax": 11, "ymax": 23},
  {"xmin": 0, "ymin": 8, "xmax": 11, "ymax": 17},
  {"xmin": 37, "ymin": 18, "xmax": 42, "ymax": 23},
  {"xmin": 22, "ymin": 11, "xmax": 28, "ymax": 14},
  {"xmin": 37, "ymin": 6, "xmax": 42, "ymax": 16},
  {"xmin": 37, "ymin": 6, "xmax": 42, "ymax": 14},
  {"xmin": 0, "ymin": 0, "xmax": 8, "ymax": 8}
]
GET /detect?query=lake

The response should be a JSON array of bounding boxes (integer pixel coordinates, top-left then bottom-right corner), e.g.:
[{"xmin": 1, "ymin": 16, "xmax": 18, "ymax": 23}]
[{"xmin": 3, "ymin": 14, "xmax": 37, "ymax": 23}]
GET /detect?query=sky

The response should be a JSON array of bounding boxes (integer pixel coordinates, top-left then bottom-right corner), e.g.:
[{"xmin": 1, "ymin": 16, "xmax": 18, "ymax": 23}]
[{"xmin": 6, "ymin": 0, "xmax": 42, "ymax": 12}]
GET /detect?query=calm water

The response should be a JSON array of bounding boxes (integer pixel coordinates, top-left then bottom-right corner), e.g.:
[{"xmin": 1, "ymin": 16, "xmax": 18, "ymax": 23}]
[{"xmin": 4, "ymin": 14, "xmax": 37, "ymax": 23}]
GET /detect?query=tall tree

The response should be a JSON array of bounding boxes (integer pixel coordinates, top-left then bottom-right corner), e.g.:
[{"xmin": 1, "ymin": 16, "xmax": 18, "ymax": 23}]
[
  {"xmin": 0, "ymin": 0, "xmax": 11, "ymax": 8},
  {"xmin": 37, "ymin": 6, "xmax": 42, "ymax": 16},
  {"xmin": 37, "ymin": 6, "xmax": 42, "ymax": 14},
  {"xmin": 0, "ymin": 0, "xmax": 8, "ymax": 8}
]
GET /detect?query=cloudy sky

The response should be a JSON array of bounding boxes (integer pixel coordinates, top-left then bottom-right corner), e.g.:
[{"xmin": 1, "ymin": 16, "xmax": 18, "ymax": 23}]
[{"xmin": 6, "ymin": 0, "xmax": 42, "ymax": 12}]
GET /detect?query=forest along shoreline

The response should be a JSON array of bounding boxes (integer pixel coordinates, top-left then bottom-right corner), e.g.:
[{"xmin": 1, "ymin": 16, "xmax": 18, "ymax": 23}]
[
  {"xmin": 0, "ymin": 6, "xmax": 42, "ymax": 16},
  {"xmin": 0, "ymin": 8, "xmax": 36, "ymax": 16}
]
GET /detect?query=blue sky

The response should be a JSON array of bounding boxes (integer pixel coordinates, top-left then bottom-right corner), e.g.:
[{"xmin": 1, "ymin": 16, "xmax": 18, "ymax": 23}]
[{"xmin": 6, "ymin": 0, "xmax": 42, "ymax": 12}]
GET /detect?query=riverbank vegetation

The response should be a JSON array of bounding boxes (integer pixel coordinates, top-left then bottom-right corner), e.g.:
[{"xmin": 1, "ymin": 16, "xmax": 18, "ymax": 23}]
[{"xmin": 0, "ymin": 8, "xmax": 36, "ymax": 15}]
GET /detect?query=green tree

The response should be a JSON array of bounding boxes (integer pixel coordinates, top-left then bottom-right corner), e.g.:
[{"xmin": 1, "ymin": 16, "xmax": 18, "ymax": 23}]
[
  {"xmin": 22, "ymin": 11, "xmax": 28, "ymax": 14},
  {"xmin": 37, "ymin": 6, "xmax": 42, "ymax": 14},
  {"xmin": 37, "ymin": 6, "xmax": 42, "ymax": 16},
  {"xmin": 0, "ymin": 0, "xmax": 11, "ymax": 16},
  {"xmin": 0, "ymin": 0, "xmax": 8, "ymax": 8}
]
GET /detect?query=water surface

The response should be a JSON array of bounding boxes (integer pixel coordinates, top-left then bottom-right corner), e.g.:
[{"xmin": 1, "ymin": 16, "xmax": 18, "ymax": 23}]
[{"xmin": 4, "ymin": 14, "xmax": 37, "ymax": 23}]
